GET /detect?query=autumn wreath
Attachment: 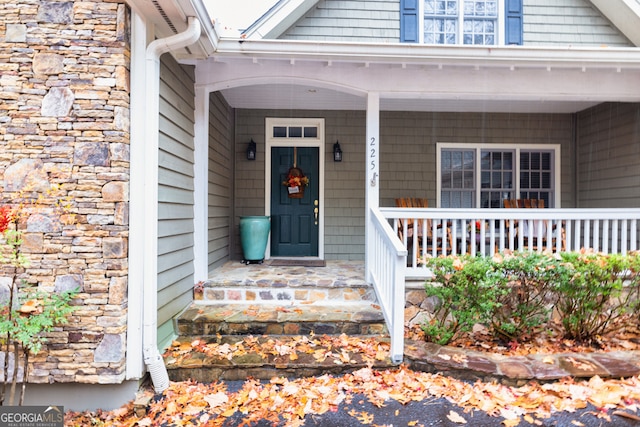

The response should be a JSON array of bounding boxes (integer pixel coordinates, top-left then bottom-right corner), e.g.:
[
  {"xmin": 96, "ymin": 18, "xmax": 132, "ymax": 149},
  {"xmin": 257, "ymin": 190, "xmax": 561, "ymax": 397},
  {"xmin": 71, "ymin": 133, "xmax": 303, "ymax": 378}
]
[{"xmin": 283, "ymin": 167, "xmax": 309, "ymax": 198}]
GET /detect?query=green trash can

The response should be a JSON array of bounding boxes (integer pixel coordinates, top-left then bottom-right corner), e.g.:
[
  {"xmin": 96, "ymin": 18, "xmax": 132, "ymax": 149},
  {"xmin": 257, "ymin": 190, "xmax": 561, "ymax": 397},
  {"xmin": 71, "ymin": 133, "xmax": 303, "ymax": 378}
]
[{"xmin": 240, "ymin": 216, "xmax": 271, "ymax": 264}]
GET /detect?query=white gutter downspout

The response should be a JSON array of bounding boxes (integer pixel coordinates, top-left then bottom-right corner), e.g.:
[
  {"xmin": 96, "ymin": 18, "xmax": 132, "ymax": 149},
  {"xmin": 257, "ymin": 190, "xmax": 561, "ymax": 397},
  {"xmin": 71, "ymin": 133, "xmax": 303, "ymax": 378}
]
[{"xmin": 143, "ymin": 16, "xmax": 201, "ymax": 393}]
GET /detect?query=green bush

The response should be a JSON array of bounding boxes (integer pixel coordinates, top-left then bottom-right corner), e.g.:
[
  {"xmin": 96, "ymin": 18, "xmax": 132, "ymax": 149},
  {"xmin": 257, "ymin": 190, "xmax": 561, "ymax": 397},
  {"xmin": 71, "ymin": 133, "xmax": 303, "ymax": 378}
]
[
  {"xmin": 421, "ymin": 255, "xmax": 498, "ymax": 345},
  {"xmin": 486, "ymin": 252, "xmax": 572, "ymax": 341},
  {"xmin": 555, "ymin": 252, "xmax": 640, "ymax": 341},
  {"xmin": 421, "ymin": 251, "xmax": 640, "ymax": 346}
]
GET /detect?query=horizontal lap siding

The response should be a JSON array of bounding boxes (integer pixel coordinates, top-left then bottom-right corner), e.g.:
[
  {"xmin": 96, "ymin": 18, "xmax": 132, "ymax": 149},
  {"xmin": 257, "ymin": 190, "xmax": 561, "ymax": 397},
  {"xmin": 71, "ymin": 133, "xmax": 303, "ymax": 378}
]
[
  {"xmin": 234, "ymin": 110, "xmax": 573, "ymax": 260},
  {"xmin": 577, "ymin": 103, "xmax": 640, "ymax": 207},
  {"xmin": 523, "ymin": 0, "xmax": 632, "ymax": 46},
  {"xmin": 157, "ymin": 56, "xmax": 196, "ymax": 349},
  {"xmin": 379, "ymin": 112, "xmax": 575, "ymax": 208},
  {"xmin": 281, "ymin": 0, "xmax": 400, "ymax": 42},
  {"xmin": 277, "ymin": 0, "xmax": 631, "ymax": 46},
  {"xmin": 208, "ymin": 92, "xmax": 234, "ymax": 272}
]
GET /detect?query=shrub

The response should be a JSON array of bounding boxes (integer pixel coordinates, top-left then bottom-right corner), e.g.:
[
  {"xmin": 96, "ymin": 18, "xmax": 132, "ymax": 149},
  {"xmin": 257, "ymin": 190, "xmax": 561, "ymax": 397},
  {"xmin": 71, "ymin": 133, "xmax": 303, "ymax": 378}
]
[
  {"xmin": 486, "ymin": 252, "xmax": 572, "ymax": 341},
  {"xmin": 0, "ymin": 191, "xmax": 77, "ymax": 406},
  {"xmin": 421, "ymin": 250, "xmax": 640, "ymax": 346},
  {"xmin": 420, "ymin": 255, "xmax": 498, "ymax": 345},
  {"xmin": 555, "ymin": 251, "xmax": 640, "ymax": 341}
]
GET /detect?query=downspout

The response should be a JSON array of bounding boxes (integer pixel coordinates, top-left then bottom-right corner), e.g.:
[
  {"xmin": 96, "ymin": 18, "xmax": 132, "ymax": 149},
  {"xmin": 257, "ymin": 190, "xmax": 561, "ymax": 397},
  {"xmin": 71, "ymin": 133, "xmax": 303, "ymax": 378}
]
[{"xmin": 143, "ymin": 16, "xmax": 201, "ymax": 393}]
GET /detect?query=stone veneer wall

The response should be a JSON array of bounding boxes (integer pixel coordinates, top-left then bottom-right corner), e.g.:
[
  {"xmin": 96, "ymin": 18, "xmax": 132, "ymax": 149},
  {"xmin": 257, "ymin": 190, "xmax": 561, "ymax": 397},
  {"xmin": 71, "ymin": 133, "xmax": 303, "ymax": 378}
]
[{"xmin": 0, "ymin": 1, "xmax": 130, "ymax": 384}]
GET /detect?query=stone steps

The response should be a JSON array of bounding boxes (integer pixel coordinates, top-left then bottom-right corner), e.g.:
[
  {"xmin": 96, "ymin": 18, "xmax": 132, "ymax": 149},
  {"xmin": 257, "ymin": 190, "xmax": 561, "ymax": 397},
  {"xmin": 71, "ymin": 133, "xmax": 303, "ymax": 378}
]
[
  {"xmin": 164, "ymin": 334, "xmax": 396, "ymax": 383},
  {"xmin": 176, "ymin": 301, "xmax": 387, "ymax": 336},
  {"xmin": 166, "ymin": 301, "xmax": 392, "ymax": 382}
]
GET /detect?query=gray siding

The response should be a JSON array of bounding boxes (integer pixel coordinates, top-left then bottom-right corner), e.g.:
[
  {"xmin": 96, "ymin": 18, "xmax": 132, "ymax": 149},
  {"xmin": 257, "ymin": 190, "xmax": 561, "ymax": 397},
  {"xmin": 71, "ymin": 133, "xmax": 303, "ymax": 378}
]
[
  {"xmin": 523, "ymin": 0, "xmax": 632, "ymax": 46},
  {"xmin": 234, "ymin": 110, "xmax": 575, "ymax": 260},
  {"xmin": 281, "ymin": 0, "xmax": 400, "ymax": 42},
  {"xmin": 208, "ymin": 92, "xmax": 234, "ymax": 272},
  {"xmin": 157, "ymin": 55, "xmax": 196, "ymax": 348},
  {"xmin": 576, "ymin": 103, "xmax": 640, "ymax": 207},
  {"xmin": 277, "ymin": 0, "xmax": 631, "ymax": 46}
]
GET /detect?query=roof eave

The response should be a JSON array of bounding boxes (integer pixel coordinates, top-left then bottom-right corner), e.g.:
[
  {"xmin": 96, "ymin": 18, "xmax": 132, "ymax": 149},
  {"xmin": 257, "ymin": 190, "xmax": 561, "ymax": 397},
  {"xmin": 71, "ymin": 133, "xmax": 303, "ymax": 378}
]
[{"xmin": 213, "ymin": 38, "xmax": 640, "ymax": 70}]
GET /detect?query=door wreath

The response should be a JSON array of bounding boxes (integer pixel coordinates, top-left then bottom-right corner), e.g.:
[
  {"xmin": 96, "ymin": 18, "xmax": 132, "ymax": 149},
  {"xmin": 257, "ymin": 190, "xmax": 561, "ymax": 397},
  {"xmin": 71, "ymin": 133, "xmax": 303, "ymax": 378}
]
[{"xmin": 283, "ymin": 166, "xmax": 309, "ymax": 198}]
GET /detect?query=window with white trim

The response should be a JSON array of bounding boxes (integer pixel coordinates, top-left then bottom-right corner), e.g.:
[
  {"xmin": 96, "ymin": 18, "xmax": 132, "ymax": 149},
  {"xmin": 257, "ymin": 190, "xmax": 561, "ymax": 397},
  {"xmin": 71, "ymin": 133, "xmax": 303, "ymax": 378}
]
[
  {"xmin": 437, "ymin": 144, "xmax": 559, "ymax": 208},
  {"xmin": 425, "ymin": 0, "xmax": 498, "ymax": 45},
  {"xmin": 400, "ymin": 0, "xmax": 523, "ymax": 45}
]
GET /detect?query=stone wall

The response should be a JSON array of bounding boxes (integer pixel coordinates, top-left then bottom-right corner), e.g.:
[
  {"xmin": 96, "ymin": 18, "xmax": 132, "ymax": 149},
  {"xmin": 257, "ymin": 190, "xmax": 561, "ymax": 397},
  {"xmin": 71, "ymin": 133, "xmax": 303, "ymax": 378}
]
[{"xmin": 0, "ymin": 0, "xmax": 130, "ymax": 384}]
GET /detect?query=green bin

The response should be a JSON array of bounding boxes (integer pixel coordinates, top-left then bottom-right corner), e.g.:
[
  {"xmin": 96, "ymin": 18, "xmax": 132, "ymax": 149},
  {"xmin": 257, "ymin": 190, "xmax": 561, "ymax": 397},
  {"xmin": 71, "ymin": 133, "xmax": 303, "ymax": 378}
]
[{"xmin": 240, "ymin": 216, "xmax": 271, "ymax": 263}]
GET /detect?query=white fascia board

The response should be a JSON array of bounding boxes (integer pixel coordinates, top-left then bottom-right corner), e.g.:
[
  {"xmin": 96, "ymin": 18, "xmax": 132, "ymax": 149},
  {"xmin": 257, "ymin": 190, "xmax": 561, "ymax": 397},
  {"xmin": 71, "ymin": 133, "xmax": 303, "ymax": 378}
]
[
  {"xmin": 243, "ymin": 0, "xmax": 319, "ymax": 40},
  {"xmin": 214, "ymin": 38, "xmax": 640, "ymax": 69},
  {"xmin": 589, "ymin": 0, "xmax": 640, "ymax": 47}
]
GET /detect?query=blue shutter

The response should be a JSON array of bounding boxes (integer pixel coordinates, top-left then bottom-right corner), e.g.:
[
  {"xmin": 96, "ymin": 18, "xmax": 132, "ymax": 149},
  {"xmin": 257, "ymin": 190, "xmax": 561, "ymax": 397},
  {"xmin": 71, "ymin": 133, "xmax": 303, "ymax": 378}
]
[
  {"xmin": 505, "ymin": 0, "xmax": 523, "ymax": 45},
  {"xmin": 400, "ymin": 0, "xmax": 418, "ymax": 43}
]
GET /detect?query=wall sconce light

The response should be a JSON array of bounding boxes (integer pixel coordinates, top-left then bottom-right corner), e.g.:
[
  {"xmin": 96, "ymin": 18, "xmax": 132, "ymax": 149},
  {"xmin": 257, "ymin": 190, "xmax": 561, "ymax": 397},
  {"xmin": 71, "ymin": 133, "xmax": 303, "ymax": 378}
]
[
  {"xmin": 246, "ymin": 139, "xmax": 256, "ymax": 160},
  {"xmin": 333, "ymin": 140, "xmax": 342, "ymax": 162}
]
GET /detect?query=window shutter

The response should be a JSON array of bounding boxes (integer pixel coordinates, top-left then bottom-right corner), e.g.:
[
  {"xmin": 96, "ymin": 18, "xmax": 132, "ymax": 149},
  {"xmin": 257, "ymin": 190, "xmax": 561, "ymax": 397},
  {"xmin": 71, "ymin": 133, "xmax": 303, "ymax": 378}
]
[
  {"xmin": 505, "ymin": 0, "xmax": 523, "ymax": 45},
  {"xmin": 400, "ymin": 0, "xmax": 418, "ymax": 43}
]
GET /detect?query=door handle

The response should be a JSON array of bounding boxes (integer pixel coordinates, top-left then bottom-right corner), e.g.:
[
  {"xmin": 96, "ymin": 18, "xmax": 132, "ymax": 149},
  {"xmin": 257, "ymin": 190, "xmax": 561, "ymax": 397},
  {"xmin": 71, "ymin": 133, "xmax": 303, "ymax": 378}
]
[{"xmin": 314, "ymin": 200, "xmax": 319, "ymax": 224}]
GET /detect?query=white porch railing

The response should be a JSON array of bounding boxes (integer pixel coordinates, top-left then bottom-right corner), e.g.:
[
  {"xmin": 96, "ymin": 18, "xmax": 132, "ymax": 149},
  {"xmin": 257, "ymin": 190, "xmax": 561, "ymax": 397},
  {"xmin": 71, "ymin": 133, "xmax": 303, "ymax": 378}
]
[
  {"xmin": 380, "ymin": 208, "xmax": 640, "ymax": 278},
  {"xmin": 369, "ymin": 207, "xmax": 407, "ymax": 364}
]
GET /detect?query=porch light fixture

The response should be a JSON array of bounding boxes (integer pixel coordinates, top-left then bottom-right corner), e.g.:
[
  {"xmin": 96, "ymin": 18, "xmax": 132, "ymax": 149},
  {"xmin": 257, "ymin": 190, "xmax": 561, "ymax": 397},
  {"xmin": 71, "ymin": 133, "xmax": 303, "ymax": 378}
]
[
  {"xmin": 333, "ymin": 140, "xmax": 342, "ymax": 162},
  {"xmin": 246, "ymin": 139, "xmax": 257, "ymax": 160}
]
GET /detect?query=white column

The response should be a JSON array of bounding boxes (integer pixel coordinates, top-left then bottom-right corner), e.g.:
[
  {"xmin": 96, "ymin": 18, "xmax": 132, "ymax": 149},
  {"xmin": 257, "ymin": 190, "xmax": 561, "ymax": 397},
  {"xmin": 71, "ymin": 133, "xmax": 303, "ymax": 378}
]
[
  {"xmin": 365, "ymin": 92, "xmax": 380, "ymax": 282},
  {"xmin": 193, "ymin": 87, "xmax": 209, "ymax": 281}
]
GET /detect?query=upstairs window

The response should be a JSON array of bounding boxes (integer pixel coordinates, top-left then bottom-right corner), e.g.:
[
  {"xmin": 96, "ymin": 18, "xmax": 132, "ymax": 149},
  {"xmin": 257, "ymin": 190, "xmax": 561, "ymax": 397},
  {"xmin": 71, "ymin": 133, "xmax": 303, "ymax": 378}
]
[
  {"xmin": 424, "ymin": 0, "xmax": 497, "ymax": 45},
  {"xmin": 401, "ymin": 0, "xmax": 522, "ymax": 45}
]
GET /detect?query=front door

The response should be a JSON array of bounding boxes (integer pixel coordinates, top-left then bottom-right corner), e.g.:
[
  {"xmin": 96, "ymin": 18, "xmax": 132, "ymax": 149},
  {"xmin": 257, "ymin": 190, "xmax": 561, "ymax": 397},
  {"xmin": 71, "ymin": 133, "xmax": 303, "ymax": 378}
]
[{"xmin": 270, "ymin": 146, "xmax": 319, "ymax": 257}]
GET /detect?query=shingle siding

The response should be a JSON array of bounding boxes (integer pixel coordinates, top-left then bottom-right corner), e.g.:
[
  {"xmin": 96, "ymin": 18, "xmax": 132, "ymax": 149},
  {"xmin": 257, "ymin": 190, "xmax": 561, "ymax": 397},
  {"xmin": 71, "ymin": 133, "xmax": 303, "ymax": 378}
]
[
  {"xmin": 207, "ymin": 92, "xmax": 234, "ymax": 272},
  {"xmin": 278, "ymin": 0, "xmax": 632, "ymax": 47},
  {"xmin": 281, "ymin": 0, "xmax": 400, "ymax": 42},
  {"xmin": 157, "ymin": 56, "xmax": 196, "ymax": 349},
  {"xmin": 576, "ymin": 103, "xmax": 640, "ymax": 207},
  {"xmin": 523, "ymin": 0, "xmax": 633, "ymax": 46},
  {"xmin": 233, "ymin": 108, "xmax": 575, "ymax": 260}
]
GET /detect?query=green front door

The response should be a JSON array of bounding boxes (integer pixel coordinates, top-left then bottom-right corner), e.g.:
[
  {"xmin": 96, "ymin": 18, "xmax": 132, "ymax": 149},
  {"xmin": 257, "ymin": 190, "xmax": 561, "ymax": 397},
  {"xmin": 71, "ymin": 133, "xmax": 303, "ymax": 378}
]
[{"xmin": 271, "ymin": 147, "xmax": 319, "ymax": 257}]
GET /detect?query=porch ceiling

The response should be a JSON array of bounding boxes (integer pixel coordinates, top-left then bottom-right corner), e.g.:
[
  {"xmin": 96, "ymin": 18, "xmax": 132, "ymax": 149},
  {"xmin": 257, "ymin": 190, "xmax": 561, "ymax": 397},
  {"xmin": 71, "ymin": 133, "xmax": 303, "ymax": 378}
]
[
  {"xmin": 198, "ymin": 40, "xmax": 640, "ymax": 114},
  {"xmin": 220, "ymin": 84, "xmax": 600, "ymax": 114}
]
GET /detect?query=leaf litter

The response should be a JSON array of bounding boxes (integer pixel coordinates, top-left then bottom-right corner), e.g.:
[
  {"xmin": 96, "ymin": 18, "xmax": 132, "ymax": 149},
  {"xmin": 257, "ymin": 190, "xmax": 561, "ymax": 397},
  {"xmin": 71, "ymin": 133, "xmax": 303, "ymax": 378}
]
[{"xmin": 66, "ymin": 364, "xmax": 640, "ymax": 426}]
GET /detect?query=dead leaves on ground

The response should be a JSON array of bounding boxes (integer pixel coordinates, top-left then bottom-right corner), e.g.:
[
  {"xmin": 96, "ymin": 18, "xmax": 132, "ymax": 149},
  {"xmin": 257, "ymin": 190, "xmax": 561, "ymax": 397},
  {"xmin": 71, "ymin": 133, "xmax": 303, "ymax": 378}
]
[
  {"xmin": 164, "ymin": 333, "xmax": 390, "ymax": 367},
  {"xmin": 66, "ymin": 367, "xmax": 640, "ymax": 427}
]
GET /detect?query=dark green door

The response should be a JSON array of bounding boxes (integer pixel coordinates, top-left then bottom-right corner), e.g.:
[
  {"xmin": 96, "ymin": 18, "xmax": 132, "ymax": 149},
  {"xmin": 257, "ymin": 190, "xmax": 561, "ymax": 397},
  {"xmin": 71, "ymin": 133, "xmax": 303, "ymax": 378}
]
[{"xmin": 271, "ymin": 147, "xmax": 319, "ymax": 257}]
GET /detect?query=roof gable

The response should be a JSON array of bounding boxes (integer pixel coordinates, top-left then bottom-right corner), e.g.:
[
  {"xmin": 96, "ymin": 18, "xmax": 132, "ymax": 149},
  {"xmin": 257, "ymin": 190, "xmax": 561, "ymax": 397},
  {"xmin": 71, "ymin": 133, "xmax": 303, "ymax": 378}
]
[
  {"xmin": 243, "ymin": 0, "xmax": 320, "ymax": 39},
  {"xmin": 589, "ymin": 0, "xmax": 640, "ymax": 46}
]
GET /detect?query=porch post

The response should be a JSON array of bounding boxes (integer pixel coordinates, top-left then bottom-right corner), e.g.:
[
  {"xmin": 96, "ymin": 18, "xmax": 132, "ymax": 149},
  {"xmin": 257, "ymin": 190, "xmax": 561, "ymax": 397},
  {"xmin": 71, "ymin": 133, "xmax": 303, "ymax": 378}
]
[
  {"xmin": 365, "ymin": 92, "xmax": 380, "ymax": 283},
  {"xmin": 193, "ymin": 87, "xmax": 209, "ymax": 282}
]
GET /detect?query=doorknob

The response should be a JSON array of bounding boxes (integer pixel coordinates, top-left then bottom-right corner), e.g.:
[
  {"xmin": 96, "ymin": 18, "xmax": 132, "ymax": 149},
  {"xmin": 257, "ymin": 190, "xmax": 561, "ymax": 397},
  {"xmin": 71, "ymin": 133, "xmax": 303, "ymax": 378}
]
[{"xmin": 314, "ymin": 200, "xmax": 319, "ymax": 224}]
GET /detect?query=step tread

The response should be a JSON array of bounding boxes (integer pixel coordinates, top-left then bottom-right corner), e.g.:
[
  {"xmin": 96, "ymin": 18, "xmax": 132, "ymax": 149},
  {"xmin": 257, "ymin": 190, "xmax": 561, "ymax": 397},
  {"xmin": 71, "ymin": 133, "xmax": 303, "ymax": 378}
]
[
  {"xmin": 176, "ymin": 302, "xmax": 388, "ymax": 336},
  {"xmin": 164, "ymin": 334, "xmax": 395, "ymax": 382}
]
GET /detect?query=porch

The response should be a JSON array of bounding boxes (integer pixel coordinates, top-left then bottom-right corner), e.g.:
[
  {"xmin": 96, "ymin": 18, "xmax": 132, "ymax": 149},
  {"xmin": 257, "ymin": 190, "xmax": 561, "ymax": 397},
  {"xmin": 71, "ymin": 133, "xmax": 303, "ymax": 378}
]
[{"xmin": 368, "ymin": 206, "xmax": 640, "ymax": 363}]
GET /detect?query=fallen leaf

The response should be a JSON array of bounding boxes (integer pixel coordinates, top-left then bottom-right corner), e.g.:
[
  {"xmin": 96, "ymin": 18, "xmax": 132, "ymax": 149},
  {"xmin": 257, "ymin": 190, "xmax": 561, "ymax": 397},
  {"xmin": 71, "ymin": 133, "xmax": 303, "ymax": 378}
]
[
  {"xmin": 447, "ymin": 410, "xmax": 467, "ymax": 424},
  {"xmin": 203, "ymin": 392, "xmax": 228, "ymax": 408},
  {"xmin": 613, "ymin": 410, "xmax": 640, "ymax": 421}
]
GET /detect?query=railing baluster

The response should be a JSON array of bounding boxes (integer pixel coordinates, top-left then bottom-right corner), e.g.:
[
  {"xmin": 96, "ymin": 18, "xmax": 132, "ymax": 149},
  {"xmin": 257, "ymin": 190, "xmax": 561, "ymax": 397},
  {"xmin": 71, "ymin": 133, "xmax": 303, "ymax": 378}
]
[
  {"xmin": 382, "ymin": 207, "xmax": 640, "ymax": 278},
  {"xmin": 593, "ymin": 220, "xmax": 600, "ymax": 252}
]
